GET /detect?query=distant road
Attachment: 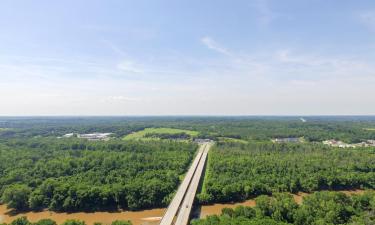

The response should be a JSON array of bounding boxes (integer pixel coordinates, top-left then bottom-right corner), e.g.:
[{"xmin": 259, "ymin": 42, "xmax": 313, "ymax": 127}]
[{"xmin": 159, "ymin": 142, "xmax": 211, "ymax": 225}]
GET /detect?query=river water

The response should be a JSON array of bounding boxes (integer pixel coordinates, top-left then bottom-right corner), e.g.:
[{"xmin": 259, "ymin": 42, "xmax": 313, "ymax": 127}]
[
  {"xmin": 0, "ymin": 190, "xmax": 366, "ymax": 225},
  {"xmin": 0, "ymin": 205, "xmax": 165, "ymax": 225}
]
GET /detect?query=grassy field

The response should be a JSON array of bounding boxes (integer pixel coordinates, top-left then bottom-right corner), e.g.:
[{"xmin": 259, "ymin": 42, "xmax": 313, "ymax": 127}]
[{"xmin": 123, "ymin": 127, "xmax": 199, "ymax": 140}]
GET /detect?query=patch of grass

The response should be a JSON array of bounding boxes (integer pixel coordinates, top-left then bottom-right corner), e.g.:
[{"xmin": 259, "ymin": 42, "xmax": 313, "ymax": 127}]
[
  {"xmin": 123, "ymin": 127, "xmax": 199, "ymax": 141},
  {"xmin": 363, "ymin": 128, "xmax": 375, "ymax": 131}
]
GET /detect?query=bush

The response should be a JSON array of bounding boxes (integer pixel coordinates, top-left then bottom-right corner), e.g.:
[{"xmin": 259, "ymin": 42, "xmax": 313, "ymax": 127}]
[
  {"xmin": 33, "ymin": 219, "xmax": 57, "ymax": 225},
  {"xmin": 60, "ymin": 220, "xmax": 85, "ymax": 225},
  {"xmin": 10, "ymin": 217, "xmax": 31, "ymax": 225},
  {"xmin": 2, "ymin": 185, "xmax": 31, "ymax": 210},
  {"xmin": 110, "ymin": 220, "xmax": 132, "ymax": 225}
]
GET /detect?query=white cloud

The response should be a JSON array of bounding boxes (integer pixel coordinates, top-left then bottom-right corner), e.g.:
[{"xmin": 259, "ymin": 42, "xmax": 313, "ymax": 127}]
[
  {"xmin": 117, "ymin": 60, "xmax": 143, "ymax": 73},
  {"xmin": 253, "ymin": 0, "xmax": 276, "ymax": 26},
  {"xmin": 201, "ymin": 36, "xmax": 231, "ymax": 56},
  {"xmin": 106, "ymin": 96, "xmax": 141, "ymax": 102},
  {"xmin": 274, "ymin": 49, "xmax": 374, "ymax": 77},
  {"xmin": 275, "ymin": 49, "xmax": 331, "ymax": 66},
  {"xmin": 102, "ymin": 40, "xmax": 127, "ymax": 56},
  {"xmin": 275, "ymin": 49, "xmax": 299, "ymax": 63},
  {"xmin": 1, "ymin": 36, "xmax": 375, "ymax": 115},
  {"xmin": 199, "ymin": 37, "xmax": 375, "ymax": 83}
]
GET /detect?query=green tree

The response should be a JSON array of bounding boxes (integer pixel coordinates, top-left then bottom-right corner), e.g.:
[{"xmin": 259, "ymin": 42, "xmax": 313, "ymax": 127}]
[
  {"xmin": 255, "ymin": 195, "xmax": 272, "ymax": 218},
  {"xmin": 60, "ymin": 220, "xmax": 85, "ymax": 225},
  {"xmin": 221, "ymin": 208, "xmax": 235, "ymax": 217},
  {"xmin": 33, "ymin": 219, "xmax": 57, "ymax": 225},
  {"xmin": 294, "ymin": 191, "xmax": 355, "ymax": 225},
  {"xmin": 110, "ymin": 220, "xmax": 132, "ymax": 225},
  {"xmin": 29, "ymin": 190, "xmax": 46, "ymax": 210},
  {"xmin": 233, "ymin": 205, "xmax": 256, "ymax": 219},
  {"xmin": 10, "ymin": 217, "xmax": 31, "ymax": 225},
  {"xmin": 2, "ymin": 185, "xmax": 31, "ymax": 210},
  {"xmin": 270, "ymin": 193, "xmax": 298, "ymax": 223}
]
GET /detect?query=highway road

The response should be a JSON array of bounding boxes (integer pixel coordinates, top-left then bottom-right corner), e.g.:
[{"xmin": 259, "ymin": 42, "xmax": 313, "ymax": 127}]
[
  {"xmin": 174, "ymin": 143, "xmax": 210, "ymax": 225},
  {"xmin": 159, "ymin": 142, "xmax": 211, "ymax": 225}
]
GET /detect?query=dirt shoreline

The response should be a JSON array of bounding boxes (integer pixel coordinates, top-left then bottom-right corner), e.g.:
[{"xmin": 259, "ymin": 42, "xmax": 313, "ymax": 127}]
[
  {"xmin": 0, "ymin": 189, "xmax": 370, "ymax": 224},
  {"xmin": 199, "ymin": 189, "xmax": 368, "ymax": 218},
  {"xmin": 0, "ymin": 206, "xmax": 165, "ymax": 225}
]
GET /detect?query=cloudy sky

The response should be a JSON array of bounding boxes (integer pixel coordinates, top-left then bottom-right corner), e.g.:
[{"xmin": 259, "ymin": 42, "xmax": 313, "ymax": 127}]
[{"xmin": 1, "ymin": 0, "xmax": 375, "ymax": 115}]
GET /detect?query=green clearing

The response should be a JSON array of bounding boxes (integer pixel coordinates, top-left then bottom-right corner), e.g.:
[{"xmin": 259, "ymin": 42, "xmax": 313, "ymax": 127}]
[
  {"xmin": 364, "ymin": 128, "xmax": 375, "ymax": 131},
  {"xmin": 122, "ymin": 127, "xmax": 199, "ymax": 140}
]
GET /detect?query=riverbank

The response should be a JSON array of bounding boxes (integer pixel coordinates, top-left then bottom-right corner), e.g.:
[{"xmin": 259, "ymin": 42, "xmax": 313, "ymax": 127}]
[
  {"xmin": 0, "ymin": 205, "xmax": 165, "ymax": 225},
  {"xmin": 0, "ymin": 189, "xmax": 369, "ymax": 224},
  {"xmin": 199, "ymin": 189, "xmax": 367, "ymax": 218}
]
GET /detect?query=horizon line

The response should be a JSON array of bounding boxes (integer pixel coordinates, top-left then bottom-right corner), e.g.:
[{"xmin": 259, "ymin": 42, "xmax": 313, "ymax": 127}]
[{"xmin": 1, "ymin": 115, "xmax": 375, "ymax": 117}]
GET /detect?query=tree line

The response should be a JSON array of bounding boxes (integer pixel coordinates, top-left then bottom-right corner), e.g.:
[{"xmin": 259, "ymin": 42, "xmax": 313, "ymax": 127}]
[
  {"xmin": 193, "ymin": 191, "xmax": 375, "ymax": 225},
  {"xmin": 198, "ymin": 142, "xmax": 375, "ymax": 204},
  {"xmin": 0, "ymin": 138, "xmax": 197, "ymax": 211},
  {"xmin": 1, "ymin": 217, "xmax": 131, "ymax": 225},
  {"xmin": 2, "ymin": 117, "xmax": 375, "ymax": 143},
  {"xmin": 144, "ymin": 132, "xmax": 191, "ymax": 140}
]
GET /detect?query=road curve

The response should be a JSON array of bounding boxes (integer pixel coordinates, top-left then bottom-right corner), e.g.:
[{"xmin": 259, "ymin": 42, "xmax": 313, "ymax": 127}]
[{"xmin": 159, "ymin": 143, "xmax": 208, "ymax": 225}]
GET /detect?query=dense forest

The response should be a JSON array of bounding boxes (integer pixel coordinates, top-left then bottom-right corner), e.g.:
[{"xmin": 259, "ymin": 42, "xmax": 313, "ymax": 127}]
[
  {"xmin": 1, "ymin": 117, "xmax": 375, "ymax": 224},
  {"xmin": 2, "ymin": 116, "xmax": 375, "ymax": 143},
  {"xmin": 193, "ymin": 191, "xmax": 375, "ymax": 225},
  {"xmin": 0, "ymin": 138, "xmax": 197, "ymax": 211},
  {"xmin": 198, "ymin": 142, "xmax": 375, "ymax": 204}
]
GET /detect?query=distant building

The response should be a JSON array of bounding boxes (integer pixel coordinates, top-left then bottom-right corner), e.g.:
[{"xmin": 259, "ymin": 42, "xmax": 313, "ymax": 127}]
[
  {"xmin": 78, "ymin": 133, "xmax": 113, "ymax": 141},
  {"xmin": 323, "ymin": 139, "xmax": 356, "ymax": 148},
  {"xmin": 61, "ymin": 132, "xmax": 113, "ymax": 141},
  {"xmin": 194, "ymin": 138, "xmax": 213, "ymax": 144},
  {"xmin": 272, "ymin": 137, "xmax": 303, "ymax": 143},
  {"xmin": 63, "ymin": 133, "xmax": 74, "ymax": 138}
]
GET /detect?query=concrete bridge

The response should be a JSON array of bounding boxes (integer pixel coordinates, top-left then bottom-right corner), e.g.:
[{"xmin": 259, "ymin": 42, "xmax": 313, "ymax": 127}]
[{"xmin": 159, "ymin": 142, "xmax": 211, "ymax": 225}]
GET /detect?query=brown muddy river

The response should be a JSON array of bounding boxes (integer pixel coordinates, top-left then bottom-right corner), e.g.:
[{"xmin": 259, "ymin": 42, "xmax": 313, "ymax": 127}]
[
  {"xmin": 0, "ymin": 189, "xmax": 368, "ymax": 224},
  {"xmin": 0, "ymin": 205, "xmax": 165, "ymax": 225}
]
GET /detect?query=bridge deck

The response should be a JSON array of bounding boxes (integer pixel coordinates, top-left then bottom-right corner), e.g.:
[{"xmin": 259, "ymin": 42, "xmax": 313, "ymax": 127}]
[
  {"xmin": 174, "ymin": 143, "xmax": 209, "ymax": 225},
  {"xmin": 159, "ymin": 142, "xmax": 211, "ymax": 225}
]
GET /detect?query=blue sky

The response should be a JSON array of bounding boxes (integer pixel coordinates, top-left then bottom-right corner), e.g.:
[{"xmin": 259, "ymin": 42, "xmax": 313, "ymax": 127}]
[{"xmin": 1, "ymin": 0, "xmax": 375, "ymax": 115}]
